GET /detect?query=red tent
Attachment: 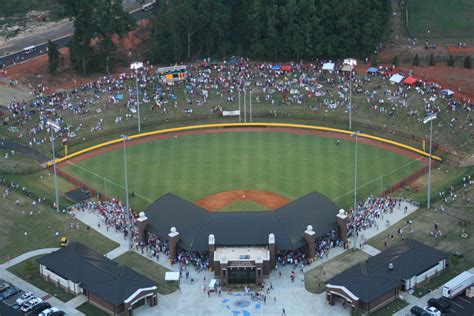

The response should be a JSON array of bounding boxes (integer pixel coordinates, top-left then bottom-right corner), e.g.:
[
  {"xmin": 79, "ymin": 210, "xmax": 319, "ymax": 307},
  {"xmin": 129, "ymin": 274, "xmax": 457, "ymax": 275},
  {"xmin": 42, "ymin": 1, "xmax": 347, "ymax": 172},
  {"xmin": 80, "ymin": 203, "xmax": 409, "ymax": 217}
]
[
  {"xmin": 403, "ymin": 76, "xmax": 418, "ymax": 85},
  {"xmin": 281, "ymin": 65, "xmax": 292, "ymax": 72}
]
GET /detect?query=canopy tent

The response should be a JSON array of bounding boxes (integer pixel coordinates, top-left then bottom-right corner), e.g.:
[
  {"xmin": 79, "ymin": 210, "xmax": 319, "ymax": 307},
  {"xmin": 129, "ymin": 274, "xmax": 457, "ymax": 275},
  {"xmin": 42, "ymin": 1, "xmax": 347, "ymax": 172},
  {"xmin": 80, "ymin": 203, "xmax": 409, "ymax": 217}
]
[
  {"xmin": 403, "ymin": 76, "xmax": 418, "ymax": 85},
  {"xmin": 322, "ymin": 62, "xmax": 335, "ymax": 71},
  {"xmin": 367, "ymin": 67, "xmax": 378, "ymax": 74},
  {"xmin": 227, "ymin": 56, "xmax": 239, "ymax": 65},
  {"xmin": 389, "ymin": 74, "xmax": 404, "ymax": 84},
  {"xmin": 341, "ymin": 64, "xmax": 354, "ymax": 72},
  {"xmin": 281, "ymin": 65, "xmax": 292, "ymax": 72},
  {"xmin": 272, "ymin": 64, "xmax": 281, "ymax": 70},
  {"xmin": 165, "ymin": 272, "xmax": 180, "ymax": 281},
  {"xmin": 441, "ymin": 89, "xmax": 454, "ymax": 96}
]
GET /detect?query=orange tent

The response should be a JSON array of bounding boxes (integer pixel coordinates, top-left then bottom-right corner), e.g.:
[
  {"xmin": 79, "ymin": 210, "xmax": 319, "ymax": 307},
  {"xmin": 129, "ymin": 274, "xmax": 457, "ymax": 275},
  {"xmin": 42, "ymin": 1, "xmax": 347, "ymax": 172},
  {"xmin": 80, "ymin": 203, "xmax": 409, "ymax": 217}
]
[{"xmin": 403, "ymin": 76, "xmax": 418, "ymax": 85}]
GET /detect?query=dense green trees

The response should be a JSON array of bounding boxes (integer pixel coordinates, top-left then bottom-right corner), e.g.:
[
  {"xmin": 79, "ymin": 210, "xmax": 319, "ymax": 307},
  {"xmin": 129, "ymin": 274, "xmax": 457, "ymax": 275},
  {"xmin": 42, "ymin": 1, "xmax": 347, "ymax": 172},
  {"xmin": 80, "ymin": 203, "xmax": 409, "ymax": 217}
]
[
  {"xmin": 47, "ymin": 40, "xmax": 60, "ymax": 74},
  {"xmin": 148, "ymin": 0, "xmax": 390, "ymax": 63},
  {"xmin": 61, "ymin": 0, "xmax": 135, "ymax": 74}
]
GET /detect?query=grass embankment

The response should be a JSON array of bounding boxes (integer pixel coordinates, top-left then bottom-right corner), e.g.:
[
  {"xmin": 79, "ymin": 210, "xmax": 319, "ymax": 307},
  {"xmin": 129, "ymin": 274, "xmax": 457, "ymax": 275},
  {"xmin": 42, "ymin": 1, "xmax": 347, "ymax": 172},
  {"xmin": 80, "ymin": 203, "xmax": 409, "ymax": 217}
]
[
  {"xmin": 114, "ymin": 252, "xmax": 178, "ymax": 295},
  {"xmin": 0, "ymin": 190, "xmax": 118, "ymax": 263}
]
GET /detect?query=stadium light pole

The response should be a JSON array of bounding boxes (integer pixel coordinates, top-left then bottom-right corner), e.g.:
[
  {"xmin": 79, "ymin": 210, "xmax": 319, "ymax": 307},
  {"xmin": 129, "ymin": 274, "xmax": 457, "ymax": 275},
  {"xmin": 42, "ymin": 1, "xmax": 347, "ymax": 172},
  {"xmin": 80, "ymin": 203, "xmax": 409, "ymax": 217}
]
[
  {"xmin": 121, "ymin": 134, "xmax": 133, "ymax": 252},
  {"xmin": 423, "ymin": 113, "xmax": 437, "ymax": 209},
  {"xmin": 130, "ymin": 62, "xmax": 144, "ymax": 133},
  {"xmin": 250, "ymin": 89, "xmax": 252, "ymax": 122},
  {"xmin": 47, "ymin": 121, "xmax": 61, "ymax": 213},
  {"xmin": 344, "ymin": 59, "xmax": 357, "ymax": 130},
  {"xmin": 351, "ymin": 130, "xmax": 360, "ymax": 249},
  {"xmin": 238, "ymin": 90, "xmax": 241, "ymax": 123},
  {"xmin": 244, "ymin": 89, "xmax": 247, "ymax": 123}
]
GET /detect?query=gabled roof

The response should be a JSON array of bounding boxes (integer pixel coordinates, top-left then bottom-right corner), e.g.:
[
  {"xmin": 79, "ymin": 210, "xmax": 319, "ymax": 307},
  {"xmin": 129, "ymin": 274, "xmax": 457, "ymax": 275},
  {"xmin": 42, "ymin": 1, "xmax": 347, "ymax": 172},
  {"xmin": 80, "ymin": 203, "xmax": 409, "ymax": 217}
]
[
  {"xmin": 327, "ymin": 239, "xmax": 447, "ymax": 302},
  {"xmin": 144, "ymin": 191, "xmax": 340, "ymax": 251},
  {"xmin": 37, "ymin": 243, "xmax": 157, "ymax": 306},
  {"xmin": 145, "ymin": 193, "xmax": 209, "ymax": 250}
]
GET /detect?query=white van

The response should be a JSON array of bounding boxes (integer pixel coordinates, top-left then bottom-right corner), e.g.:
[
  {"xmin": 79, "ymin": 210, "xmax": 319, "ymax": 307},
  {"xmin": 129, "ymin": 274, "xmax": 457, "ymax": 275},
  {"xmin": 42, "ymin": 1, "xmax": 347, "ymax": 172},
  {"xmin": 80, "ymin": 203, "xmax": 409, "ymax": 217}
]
[{"xmin": 23, "ymin": 46, "xmax": 37, "ymax": 55}]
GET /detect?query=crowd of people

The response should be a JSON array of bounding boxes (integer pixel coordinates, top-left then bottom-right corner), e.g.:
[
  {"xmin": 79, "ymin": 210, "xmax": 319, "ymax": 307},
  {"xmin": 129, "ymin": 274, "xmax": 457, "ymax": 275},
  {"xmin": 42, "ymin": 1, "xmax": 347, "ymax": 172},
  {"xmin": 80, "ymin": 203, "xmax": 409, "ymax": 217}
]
[
  {"xmin": 2, "ymin": 57, "xmax": 472, "ymax": 155},
  {"xmin": 346, "ymin": 195, "xmax": 397, "ymax": 239}
]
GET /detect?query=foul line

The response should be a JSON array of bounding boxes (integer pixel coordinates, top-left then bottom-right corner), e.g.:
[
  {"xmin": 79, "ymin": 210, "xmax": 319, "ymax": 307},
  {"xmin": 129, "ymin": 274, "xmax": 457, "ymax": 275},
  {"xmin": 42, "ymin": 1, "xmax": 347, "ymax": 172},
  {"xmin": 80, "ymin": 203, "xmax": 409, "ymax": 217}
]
[
  {"xmin": 332, "ymin": 157, "xmax": 424, "ymax": 202},
  {"xmin": 64, "ymin": 161, "xmax": 153, "ymax": 203}
]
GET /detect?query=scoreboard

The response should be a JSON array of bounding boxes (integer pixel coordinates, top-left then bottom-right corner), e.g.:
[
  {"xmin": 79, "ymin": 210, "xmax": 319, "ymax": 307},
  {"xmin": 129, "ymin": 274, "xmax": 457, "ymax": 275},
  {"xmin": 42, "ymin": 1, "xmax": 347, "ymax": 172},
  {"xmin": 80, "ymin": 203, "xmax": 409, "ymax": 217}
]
[{"xmin": 157, "ymin": 65, "xmax": 187, "ymax": 81}]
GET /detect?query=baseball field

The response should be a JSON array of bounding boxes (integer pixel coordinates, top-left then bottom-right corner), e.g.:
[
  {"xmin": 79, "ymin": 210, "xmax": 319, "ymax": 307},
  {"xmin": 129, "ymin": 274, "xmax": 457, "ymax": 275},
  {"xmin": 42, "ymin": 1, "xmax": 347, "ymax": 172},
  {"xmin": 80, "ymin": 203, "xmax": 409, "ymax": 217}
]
[{"xmin": 60, "ymin": 128, "xmax": 426, "ymax": 211}]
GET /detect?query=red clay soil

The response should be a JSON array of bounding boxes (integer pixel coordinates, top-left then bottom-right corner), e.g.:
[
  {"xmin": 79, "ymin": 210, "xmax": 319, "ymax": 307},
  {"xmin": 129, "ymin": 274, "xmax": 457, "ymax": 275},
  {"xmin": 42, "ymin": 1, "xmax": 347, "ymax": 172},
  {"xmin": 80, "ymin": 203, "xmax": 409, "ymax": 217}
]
[
  {"xmin": 195, "ymin": 190, "xmax": 290, "ymax": 211},
  {"xmin": 356, "ymin": 64, "xmax": 474, "ymax": 102}
]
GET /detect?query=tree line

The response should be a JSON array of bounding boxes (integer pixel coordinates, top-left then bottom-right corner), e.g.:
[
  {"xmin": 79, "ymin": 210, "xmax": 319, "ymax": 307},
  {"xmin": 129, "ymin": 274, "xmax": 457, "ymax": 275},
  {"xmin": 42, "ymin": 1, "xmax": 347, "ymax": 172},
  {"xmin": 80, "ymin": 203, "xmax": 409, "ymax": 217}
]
[{"xmin": 147, "ymin": 0, "xmax": 390, "ymax": 64}]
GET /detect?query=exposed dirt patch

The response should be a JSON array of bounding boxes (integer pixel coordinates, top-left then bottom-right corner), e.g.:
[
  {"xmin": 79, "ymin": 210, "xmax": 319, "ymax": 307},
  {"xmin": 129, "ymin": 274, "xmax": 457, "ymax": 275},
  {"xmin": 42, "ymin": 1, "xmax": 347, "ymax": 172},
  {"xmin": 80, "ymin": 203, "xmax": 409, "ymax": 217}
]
[{"xmin": 195, "ymin": 190, "xmax": 290, "ymax": 211}]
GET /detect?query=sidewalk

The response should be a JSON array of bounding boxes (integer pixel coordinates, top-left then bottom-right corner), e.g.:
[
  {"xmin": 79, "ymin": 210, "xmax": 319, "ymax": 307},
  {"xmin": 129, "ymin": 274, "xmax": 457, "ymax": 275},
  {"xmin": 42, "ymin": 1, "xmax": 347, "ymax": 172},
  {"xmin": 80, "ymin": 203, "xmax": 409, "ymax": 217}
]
[{"xmin": 306, "ymin": 201, "xmax": 418, "ymax": 272}]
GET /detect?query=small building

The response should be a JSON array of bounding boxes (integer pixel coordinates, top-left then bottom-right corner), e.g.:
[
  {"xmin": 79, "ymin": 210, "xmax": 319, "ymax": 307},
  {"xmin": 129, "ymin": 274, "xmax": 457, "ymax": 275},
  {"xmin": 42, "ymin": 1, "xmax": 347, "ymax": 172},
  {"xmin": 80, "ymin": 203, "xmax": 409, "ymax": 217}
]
[
  {"xmin": 326, "ymin": 239, "xmax": 447, "ymax": 314},
  {"xmin": 37, "ymin": 243, "xmax": 158, "ymax": 316}
]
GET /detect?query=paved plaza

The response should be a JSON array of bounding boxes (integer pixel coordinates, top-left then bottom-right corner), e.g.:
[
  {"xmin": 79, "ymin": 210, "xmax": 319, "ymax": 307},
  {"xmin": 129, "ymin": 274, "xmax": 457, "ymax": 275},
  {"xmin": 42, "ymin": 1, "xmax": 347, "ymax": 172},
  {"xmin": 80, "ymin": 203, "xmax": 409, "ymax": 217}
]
[{"xmin": 0, "ymin": 200, "xmax": 420, "ymax": 315}]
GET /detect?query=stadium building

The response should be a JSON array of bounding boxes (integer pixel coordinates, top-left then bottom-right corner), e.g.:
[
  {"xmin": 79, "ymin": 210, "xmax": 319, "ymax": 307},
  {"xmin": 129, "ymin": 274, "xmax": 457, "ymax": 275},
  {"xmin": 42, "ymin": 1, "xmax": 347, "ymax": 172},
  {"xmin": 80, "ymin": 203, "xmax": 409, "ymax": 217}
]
[{"xmin": 135, "ymin": 191, "xmax": 350, "ymax": 285}]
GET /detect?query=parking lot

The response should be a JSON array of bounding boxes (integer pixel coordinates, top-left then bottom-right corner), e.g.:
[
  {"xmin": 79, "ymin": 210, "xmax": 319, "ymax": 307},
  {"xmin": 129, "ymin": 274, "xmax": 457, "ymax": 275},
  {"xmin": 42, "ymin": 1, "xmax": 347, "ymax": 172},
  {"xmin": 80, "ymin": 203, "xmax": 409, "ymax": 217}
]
[
  {"xmin": 0, "ymin": 279, "xmax": 64, "ymax": 316},
  {"xmin": 444, "ymin": 294, "xmax": 474, "ymax": 315}
]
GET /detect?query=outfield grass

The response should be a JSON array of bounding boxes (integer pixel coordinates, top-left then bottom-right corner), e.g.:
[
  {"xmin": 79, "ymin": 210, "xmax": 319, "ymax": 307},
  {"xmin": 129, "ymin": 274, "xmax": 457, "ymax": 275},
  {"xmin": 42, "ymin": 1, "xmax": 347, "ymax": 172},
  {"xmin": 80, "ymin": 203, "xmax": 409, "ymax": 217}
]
[
  {"xmin": 407, "ymin": 0, "xmax": 474, "ymax": 39},
  {"xmin": 8, "ymin": 256, "xmax": 75, "ymax": 302},
  {"xmin": 63, "ymin": 132, "xmax": 425, "ymax": 210},
  {"xmin": 114, "ymin": 252, "xmax": 178, "ymax": 295},
  {"xmin": 0, "ymin": 190, "xmax": 118, "ymax": 263}
]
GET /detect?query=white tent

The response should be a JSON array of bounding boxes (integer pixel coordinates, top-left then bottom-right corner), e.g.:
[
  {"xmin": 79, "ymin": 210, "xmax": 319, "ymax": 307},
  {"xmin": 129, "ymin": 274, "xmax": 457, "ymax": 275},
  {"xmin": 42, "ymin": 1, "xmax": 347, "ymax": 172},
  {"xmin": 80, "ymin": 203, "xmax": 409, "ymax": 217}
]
[
  {"xmin": 165, "ymin": 272, "xmax": 180, "ymax": 281},
  {"xmin": 389, "ymin": 74, "xmax": 404, "ymax": 84},
  {"xmin": 322, "ymin": 62, "xmax": 335, "ymax": 71},
  {"xmin": 341, "ymin": 64, "xmax": 354, "ymax": 72}
]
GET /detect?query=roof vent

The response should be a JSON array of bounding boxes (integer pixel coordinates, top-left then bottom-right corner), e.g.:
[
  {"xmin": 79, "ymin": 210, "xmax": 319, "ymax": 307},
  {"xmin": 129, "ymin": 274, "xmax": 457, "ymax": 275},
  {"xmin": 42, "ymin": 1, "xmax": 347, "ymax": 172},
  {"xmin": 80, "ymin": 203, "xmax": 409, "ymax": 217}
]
[{"xmin": 388, "ymin": 262, "xmax": 394, "ymax": 270}]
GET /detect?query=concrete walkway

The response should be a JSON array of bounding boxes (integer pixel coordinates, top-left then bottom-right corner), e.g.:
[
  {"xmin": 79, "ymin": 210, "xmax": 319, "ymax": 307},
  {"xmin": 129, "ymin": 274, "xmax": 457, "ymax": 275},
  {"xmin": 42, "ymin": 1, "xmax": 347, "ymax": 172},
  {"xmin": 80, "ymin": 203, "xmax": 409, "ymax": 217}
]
[
  {"xmin": 0, "ymin": 248, "xmax": 83, "ymax": 315},
  {"xmin": 69, "ymin": 201, "xmax": 420, "ymax": 315},
  {"xmin": 306, "ymin": 200, "xmax": 418, "ymax": 272},
  {"xmin": 0, "ymin": 248, "xmax": 58, "ymax": 269},
  {"xmin": 359, "ymin": 244, "xmax": 382, "ymax": 256},
  {"xmin": 66, "ymin": 295, "xmax": 88, "ymax": 309},
  {"xmin": 73, "ymin": 209, "xmax": 129, "ymax": 260}
]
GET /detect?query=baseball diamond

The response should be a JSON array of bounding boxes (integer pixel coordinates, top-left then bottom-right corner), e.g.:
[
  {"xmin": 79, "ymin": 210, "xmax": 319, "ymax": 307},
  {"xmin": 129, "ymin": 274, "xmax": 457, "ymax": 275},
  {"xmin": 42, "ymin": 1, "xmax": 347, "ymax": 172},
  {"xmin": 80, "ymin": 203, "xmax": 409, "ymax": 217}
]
[{"xmin": 57, "ymin": 125, "xmax": 428, "ymax": 211}]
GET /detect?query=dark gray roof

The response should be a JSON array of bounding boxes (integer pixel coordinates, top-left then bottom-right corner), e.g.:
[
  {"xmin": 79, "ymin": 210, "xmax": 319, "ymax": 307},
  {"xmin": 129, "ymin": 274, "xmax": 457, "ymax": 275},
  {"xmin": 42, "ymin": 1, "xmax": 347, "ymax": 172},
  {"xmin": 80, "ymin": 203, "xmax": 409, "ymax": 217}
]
[
  {"xmin": 37, "ymin": 243, "xmax": 157, "ymax": 306},
  {"xmin": 144, "ymin": 192, "xmax": 340, "ymax": 251},
  {"xmin": 327, "ymin": 239, "xmax": 447, "ymax": 303}
]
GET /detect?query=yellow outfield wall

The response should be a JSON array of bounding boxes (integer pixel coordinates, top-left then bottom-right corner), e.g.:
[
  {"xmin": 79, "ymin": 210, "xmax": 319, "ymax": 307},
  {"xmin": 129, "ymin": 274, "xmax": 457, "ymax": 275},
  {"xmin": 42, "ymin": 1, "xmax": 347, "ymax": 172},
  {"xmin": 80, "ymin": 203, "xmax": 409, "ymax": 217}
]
[{"xmin": 47, "ymin": 123, "xmax": 443, "ymax": 166}]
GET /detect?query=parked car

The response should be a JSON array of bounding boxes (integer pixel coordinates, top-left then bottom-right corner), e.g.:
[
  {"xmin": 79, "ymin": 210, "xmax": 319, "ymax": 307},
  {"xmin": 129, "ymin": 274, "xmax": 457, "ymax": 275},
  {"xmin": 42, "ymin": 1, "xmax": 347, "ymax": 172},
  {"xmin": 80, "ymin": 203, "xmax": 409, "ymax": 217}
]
[
  {"xmin": 0, "ymin": 286, "xmax": 21, "ymax": 301},
  {"xmin": 25, "ymin": 301, "xmax": 51, "ymax": 315},
  {"xmin": 49, "ymin": 311, "xmax": 65, "ymax": 316},
  {"xmin": 20, "ymin": 297, "xmax": 43, "ymax": 313},
  {"xmin": 424, "ymin": 306, "xmax": 441, "ymax": 316},
  {"xmin": 0, "ymin": 280, "xmax": 10, "ymax": 292},
  {"xmin": 39, "ymin": 307, "xmax": 58, "ymax": 316},
  {"xmin": 16, "ymin": 291, "xmax": 35, "ymax": 305},
  {"xmin": 410, "ymin": 305, "xmax": 431, "ymax": 316},
  {"xmin": 39, "ymin": 307, "xmax": 60, "ymax": 316},
  {"xmin": 428, "ymin": 297, "xmax": 451, "ymax": 313},
  {"xmin": 60, "ymin": 236, "xmax": 68, "ymax": 247}
]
